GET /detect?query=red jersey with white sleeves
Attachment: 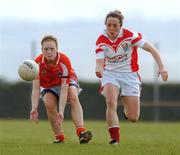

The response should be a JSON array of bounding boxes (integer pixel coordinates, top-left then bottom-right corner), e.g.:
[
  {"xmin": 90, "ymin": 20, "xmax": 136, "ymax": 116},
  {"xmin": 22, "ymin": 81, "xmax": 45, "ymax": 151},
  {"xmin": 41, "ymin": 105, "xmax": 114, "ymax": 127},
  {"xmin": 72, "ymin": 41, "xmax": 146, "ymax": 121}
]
[
  {"xmin": 35, "ymin": 52, "xmax": 77, "ymax": 88},
  {"xmin": 95, "ymin": 28, "xmax": 146, "ymax": 72}
]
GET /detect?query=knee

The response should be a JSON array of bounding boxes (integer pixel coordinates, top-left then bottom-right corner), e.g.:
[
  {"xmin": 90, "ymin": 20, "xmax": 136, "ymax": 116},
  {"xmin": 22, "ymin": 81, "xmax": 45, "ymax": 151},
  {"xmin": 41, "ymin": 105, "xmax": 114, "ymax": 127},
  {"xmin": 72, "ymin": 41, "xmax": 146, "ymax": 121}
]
[
  {"xmin": 130, "ymin": 117, "xmax": 139, "ymax": 123},
  {"xmin": 106, "ymin": 106, "xmax": 117, "ymax": 113},
  {"xmin": 105, "ymin": 99, "xmax": 117, "ymax": 112},
  {"xmin": 105, "ymin": 96, "xmax": 117, "ymax": 106},
  {"xmin": 68, "ymin": 94, "xmax": 79, "ymax": 106},
  {"xmin": 44, "ymin": 102, "xmax": 56, "ymax": 113},
  {"xmin": 126, "ymin": 114, "xmax": 139, "ymax": 122}
]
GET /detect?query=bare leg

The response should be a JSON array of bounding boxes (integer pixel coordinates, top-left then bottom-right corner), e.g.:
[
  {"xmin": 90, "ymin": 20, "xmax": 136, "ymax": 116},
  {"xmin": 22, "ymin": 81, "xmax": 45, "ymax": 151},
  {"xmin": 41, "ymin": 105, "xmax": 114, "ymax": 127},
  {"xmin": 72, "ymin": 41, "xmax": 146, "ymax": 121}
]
[
  {"xmin": 68, "ymin": 86, "xmax": 92, "ymax": 144},
  {"xmin": 68, "ymin": 86, "xmax": 84, "ymax": 128},
  {"xmin": 103, "ymin": 83, "xmax": 119, "ymax": 127},
  {"xmin": 43, "ymin": 93, "xmax": 63, "ymax": 134},
  {"xmin": 122, "ymin": 96, "xmax": 140, "ymax": 122},
  {"xmin": 102, "ymin": 83, "xmax": 120, "ymax": 143}
]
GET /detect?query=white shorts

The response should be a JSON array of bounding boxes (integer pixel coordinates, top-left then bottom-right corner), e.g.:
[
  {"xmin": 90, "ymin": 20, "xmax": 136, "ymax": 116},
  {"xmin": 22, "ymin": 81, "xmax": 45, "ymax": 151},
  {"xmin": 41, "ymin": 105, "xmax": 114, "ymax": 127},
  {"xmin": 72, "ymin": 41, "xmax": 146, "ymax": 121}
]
[{"xmin": 101, "ymin": 70, "xmax": 142, "ymax": 97}]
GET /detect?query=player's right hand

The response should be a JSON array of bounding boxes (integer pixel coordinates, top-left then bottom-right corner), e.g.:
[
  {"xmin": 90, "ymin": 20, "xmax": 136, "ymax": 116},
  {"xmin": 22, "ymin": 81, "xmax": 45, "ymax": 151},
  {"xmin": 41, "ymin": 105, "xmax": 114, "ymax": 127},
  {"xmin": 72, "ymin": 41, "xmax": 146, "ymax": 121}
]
[
  {"xmin": 30, "ymin": 109, "xmax": 39, "ymax": 124},
  {"xmin": 95, "ymin": 59, "xmax": 104, "ymax": 78},
  {"xmin": 95, "ymin": 71, "xmax": 103, "ymax": 78}
]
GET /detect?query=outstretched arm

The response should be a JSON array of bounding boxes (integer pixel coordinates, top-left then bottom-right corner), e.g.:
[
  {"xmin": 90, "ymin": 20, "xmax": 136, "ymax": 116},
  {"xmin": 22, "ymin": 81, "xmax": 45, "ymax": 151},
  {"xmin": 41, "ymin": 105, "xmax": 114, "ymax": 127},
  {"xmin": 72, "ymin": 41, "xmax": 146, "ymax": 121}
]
[
  {"xmin": 30, "ymin": 78, "xmax": 40, "ymax": 123},
  {"xmin": 142, "ymin": 42, "xmax": 168, "ymax": 81}
]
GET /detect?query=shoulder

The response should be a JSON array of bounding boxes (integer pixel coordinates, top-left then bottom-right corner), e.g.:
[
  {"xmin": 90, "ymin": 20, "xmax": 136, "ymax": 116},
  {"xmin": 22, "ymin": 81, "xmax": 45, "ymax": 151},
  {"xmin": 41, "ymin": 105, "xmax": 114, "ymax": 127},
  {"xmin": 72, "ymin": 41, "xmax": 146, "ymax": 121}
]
[
  {"xmin": 122, "ymin": 28, "xmax": 142, "ymax": 38},
  {"xmin": 96, "ymin": 34, "xmax": 108, "ymax": 45},
  {"xmin": 59, "ymin": 52, "xmax": 70, "ymax": 62},
  {"xmin": 35, "ymin": 53, "xmax": 43, "ymax": 63},
  {"xmin": 122, "ymin": 28, "xmax": 134, "ymax": 37},
  {"xmin": 59, "ymin": 52, "xmax": 72, "ymax": 68}
]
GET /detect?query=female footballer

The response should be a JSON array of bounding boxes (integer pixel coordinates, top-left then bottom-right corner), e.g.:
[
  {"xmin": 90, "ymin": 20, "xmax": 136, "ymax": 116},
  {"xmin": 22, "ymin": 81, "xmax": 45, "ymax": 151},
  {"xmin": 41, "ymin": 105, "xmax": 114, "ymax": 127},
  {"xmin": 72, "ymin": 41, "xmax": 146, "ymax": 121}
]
[
  {"xmin": 30, "ymin": 35, "xmax": 92, "ymax": 144},
  {"xmin": 95, "ymin": 10, "xmax": 168, "ymax": 144}
]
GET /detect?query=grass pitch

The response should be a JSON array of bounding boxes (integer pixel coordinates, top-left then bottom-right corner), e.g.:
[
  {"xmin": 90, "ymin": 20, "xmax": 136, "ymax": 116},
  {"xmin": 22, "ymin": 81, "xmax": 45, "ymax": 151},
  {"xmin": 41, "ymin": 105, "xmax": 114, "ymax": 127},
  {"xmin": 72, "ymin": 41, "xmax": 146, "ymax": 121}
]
[{"xmin": 0, "ymin": 120, "xmax": 180, "ymax": 155}]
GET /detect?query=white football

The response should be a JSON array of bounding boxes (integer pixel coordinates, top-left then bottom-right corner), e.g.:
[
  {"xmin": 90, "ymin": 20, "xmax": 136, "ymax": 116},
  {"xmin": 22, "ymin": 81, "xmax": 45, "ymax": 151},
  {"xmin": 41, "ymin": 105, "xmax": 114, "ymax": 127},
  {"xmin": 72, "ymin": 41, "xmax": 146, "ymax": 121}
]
[{"xmin": 18, "ymin": 60, "xmax": 39, "ymax": 81}]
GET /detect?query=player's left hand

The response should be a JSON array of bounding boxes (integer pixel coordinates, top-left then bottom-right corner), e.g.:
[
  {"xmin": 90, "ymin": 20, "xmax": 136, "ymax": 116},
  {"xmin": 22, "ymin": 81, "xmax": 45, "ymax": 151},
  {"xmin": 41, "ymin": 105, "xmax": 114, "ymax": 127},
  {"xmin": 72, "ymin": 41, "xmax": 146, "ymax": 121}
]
[
  {"xmin": 56, "ymin": 113, "xmax": 64, "ymax": 126},
  {"xmin": 158, "ymin": 66, "xmax": 168, "ymax": 81}
]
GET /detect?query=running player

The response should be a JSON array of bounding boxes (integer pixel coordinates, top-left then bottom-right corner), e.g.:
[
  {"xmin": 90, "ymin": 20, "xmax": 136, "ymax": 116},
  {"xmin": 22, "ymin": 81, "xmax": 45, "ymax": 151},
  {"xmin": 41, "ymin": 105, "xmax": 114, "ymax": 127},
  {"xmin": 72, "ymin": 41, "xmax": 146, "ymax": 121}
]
[
  {"xmin": 95, "ymin": 10, "xmax": 168, "ymax": 144},
  {"xmin": 30, "ymin": 35, "xmax": 92, "ymax": 144}
]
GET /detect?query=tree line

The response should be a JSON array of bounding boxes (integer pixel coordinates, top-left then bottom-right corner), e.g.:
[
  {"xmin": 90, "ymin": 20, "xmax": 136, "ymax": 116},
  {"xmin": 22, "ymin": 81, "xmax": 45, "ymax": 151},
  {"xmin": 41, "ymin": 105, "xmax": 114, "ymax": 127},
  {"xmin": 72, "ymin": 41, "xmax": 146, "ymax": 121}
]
[{"xmin": 0, "ymin": 78, "xmax": 180, "ymax": 121}]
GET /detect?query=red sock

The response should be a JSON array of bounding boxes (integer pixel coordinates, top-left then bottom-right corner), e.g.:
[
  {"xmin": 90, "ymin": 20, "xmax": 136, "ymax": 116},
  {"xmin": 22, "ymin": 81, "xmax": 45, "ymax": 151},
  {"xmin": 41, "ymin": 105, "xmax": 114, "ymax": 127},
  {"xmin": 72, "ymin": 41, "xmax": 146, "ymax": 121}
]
[
  {"xmin": 76, "ymin": 127, "xmax": 86, "ymax": 136},
  {"xmin": 108, "ymin": 126, "xmax": 120, "ymax": 142},
  {"xmin": 55, "ymin": 132, "xmax": 65, "ymax": 142}
]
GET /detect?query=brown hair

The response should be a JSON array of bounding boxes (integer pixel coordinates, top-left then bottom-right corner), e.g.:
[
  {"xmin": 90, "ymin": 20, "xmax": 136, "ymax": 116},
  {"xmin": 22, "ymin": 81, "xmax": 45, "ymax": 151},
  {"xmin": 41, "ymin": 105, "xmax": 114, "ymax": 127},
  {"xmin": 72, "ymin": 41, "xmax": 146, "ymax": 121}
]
[
  {"xmin": 41, "ymin": 35, "xmax": 58, "ymax": 49},
  {"xmin": 105, "ymin": 10, "xmax": 124, "ymax": 26}
]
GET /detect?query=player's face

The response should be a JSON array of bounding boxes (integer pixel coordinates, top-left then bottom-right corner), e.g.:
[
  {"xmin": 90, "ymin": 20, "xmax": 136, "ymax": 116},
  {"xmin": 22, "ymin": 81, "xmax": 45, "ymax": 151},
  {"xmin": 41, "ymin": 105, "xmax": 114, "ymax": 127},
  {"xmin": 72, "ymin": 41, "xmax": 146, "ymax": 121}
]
[
  {"xmin": 106, "ymin": 17, "xmax": 121, "ymax": 40},
  {"xmin": 42, "ymin": 40, "xmax": 57, "ymax": 63}
]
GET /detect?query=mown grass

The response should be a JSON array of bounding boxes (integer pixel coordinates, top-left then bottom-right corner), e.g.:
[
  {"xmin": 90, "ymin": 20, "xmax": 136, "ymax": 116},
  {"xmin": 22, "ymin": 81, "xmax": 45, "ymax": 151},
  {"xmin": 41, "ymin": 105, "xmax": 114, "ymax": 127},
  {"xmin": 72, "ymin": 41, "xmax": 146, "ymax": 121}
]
[{"xmin": 0, "ymin": 119, "xmax": 180, "ymax": 155}]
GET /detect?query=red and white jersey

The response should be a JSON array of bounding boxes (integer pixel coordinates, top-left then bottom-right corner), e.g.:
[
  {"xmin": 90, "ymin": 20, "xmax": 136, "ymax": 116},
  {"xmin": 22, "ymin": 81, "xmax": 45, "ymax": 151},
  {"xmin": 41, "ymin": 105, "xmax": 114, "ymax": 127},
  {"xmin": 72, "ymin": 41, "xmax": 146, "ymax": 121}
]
[
  {"xmin": 35, "ymin": 52, "xmax": 77, "ymax": 88},
  {"xmin": 95, "ymin": 28, "xmax": 146, "ymax": 72}
]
